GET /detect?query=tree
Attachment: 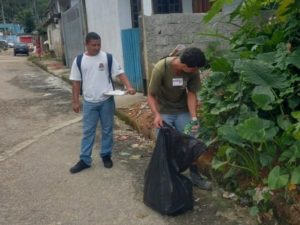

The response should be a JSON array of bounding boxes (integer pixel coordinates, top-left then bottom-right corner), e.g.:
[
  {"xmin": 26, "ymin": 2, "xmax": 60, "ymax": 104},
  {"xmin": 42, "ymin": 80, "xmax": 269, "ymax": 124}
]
[
  {"xmin": 0, "ymin": 0, "xmax": 48, "ymax": 33},
  {"xmin": 23, "ymin": 9, "xmax": 35, "ymax": 33}
]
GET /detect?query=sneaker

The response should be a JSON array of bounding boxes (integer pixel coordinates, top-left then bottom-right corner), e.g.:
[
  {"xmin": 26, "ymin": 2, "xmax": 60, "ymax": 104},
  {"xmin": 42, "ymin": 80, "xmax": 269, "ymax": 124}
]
[
  {"xmin": 102, "ymin": 156, "xmax": 113, "ymax": 168},
  {"xmin": 190, "ymin": 172, "xmax": 212, "ymax": 190},
  {"xmin": 70, "ymin": 160, "xmax": 90, "ymax": 174}
]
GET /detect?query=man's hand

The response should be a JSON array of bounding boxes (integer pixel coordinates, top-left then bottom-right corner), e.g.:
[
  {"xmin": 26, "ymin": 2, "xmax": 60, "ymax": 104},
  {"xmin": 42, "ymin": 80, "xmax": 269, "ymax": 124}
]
[
  {"xmin": 72, "ymin": 101, "xmax": 80, "ymax": 113},
  {"xmin": 127, "ymin": 88, "xmax": 136, "ymax": 95},
  {"xmin": 153, "ymin": 114, "xmax": 163, "ymax": 128},
  {"xmin": 190, "ymin": 118, "xmax": 200, "ymax": 133}
]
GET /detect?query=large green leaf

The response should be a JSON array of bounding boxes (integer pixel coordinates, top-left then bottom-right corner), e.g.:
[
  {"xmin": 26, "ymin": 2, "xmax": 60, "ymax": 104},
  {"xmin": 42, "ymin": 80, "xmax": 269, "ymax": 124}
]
[
  {"xmin": 251, "ymin": 86, "xmax": 275, "ymax": 110},
  {"xmin": 268, "ymin": 166, "xmax": 289, "ymax": 190},
  {"xmin": 286, "ymin": 47, "xmax": 300, "ymax": 69},
  {"xmin": 235, "ymin": 60, "xmax": 287, "ymax": 89},
  {"xmin": 292, "ymin": 123, "xmax": 300, "ymax": 140},
  {"xmin": 279, "ymin": 142, "xmax": 300, "ymax": 163},
  {"xmin": 218, "ymin": 125, "xmax": 244, "ymax": 146},
  {"xmin": 277, "ymin": 115, "xmax": 292, "ymax": 130},
  {"xmin": 236, "ymin": 117, "xmax": 278, "ymax": 143},
  {"xmin": 291, "ymin": 166, "xmax": 300, "ymax": 184},
  {"xmin": 265, "ymin": 126, "xmax": 279, "ymax": 140},
  {"xmin": 291, "ymin": 111, "xmax": 300, "ymax": 121},
  {"xmin": 256, "ymin": 52, "xmax": 276, "ymax": 64},
  {"xmin": 211, "ymin": 57, "xmax": 232, "ymax": 73}
]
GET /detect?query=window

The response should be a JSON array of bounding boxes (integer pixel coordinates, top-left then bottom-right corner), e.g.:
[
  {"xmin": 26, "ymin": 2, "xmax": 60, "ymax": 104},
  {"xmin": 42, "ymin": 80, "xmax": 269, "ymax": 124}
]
[
  {"xmin": 131, "ymin": 0, "xmax": 142, "ymax": 28},
  {"xmin": 192, "ymin": 0, "xmax": 212, "ymax": 13},
  {"xmin": 152, "ymin": 0, "xmax": 182, "ymax": 14}
]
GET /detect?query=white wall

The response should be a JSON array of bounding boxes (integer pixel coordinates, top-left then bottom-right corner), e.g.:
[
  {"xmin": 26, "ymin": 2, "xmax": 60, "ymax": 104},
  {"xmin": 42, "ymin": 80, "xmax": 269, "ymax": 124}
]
[
  {"xmin": 85, "ymin": 0, "xmax": 132, "ymax": 67},
  {"xmin": 47, "ymin": 24, "xmax": 63, "ymax": 57},
  {"xmin": 182, "ymin": 0, "xmax": 193, "ymax": 13},
  {"xmin": 118, "ymin": 0, "xmax": 132, "ymax": 29},
  {"xmin": 142, "ymin": 0, "xmax": 152, "ymax": 16}
]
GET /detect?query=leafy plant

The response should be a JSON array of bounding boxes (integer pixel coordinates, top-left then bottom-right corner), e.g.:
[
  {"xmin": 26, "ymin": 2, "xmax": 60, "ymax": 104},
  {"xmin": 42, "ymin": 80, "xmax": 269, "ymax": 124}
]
[{"xmin": 198, "ymin": 0, "xmax": 300, "ymax": 216}]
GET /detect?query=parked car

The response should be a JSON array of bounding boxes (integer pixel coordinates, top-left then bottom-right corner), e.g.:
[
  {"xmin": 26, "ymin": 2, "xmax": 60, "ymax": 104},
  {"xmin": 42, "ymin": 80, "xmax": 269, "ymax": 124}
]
[
  {"xmin": 8, "ymin": 42, "xmax": 15, "ymax": 48},
  {"xmin": 0, "ymin": 40, "xmax": 8, "ymax": 50},
  {"xmin": 13, "ymin": 43, "xmax": 29, "ymax": 56}
]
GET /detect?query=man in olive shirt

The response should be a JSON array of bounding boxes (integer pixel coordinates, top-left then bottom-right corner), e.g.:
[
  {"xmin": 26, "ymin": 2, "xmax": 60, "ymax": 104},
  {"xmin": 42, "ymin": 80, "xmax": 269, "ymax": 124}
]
[{"xmin": 147, "ymin": 47, "xmax": 211, "ymax": 190}]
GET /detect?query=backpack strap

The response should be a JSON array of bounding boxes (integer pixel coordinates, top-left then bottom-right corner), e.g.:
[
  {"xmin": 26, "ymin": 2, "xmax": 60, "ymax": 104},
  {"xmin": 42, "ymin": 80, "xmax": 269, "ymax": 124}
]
[
  {"xmin": 76, "ymin": 53, "xmax": 84, "ymax": 95},
  {"xmin": 106, "ymin": 52, "xmax": 115, "ymax": 90}
]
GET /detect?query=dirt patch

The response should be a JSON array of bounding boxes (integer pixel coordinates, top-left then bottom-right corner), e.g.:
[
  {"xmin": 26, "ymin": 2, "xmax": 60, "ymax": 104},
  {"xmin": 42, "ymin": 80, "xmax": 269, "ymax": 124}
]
[{"xmin": 116, "ymin": 101, "xmax": 155, "ymax": 140}]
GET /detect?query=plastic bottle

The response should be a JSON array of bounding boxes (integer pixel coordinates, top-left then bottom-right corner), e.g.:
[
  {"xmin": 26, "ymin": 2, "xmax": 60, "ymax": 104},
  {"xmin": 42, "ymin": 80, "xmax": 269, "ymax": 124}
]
[{"xmin": 184, "ymin": 117, "xmax": 199, "ymax": 138}]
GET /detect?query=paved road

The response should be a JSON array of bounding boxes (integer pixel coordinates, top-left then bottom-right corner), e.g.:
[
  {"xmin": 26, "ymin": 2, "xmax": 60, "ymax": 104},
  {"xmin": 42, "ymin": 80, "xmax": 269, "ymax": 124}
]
[{"xmin": 0, "ymin": 50, "xmax": 258, "ymax": 225}]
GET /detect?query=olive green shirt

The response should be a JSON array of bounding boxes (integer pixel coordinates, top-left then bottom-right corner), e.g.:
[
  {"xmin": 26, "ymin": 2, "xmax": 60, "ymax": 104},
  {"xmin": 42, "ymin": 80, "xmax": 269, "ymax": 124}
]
[{"xmin": 148, "ymin": 57, "xmax": 200, "ymax": 114}]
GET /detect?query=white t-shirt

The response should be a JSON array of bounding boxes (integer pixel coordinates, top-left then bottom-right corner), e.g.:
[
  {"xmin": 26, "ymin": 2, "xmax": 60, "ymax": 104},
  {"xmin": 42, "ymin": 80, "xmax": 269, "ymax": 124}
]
[{"xmin": 69, "ymin": 51, "xmax": 124, "ymax": 103}]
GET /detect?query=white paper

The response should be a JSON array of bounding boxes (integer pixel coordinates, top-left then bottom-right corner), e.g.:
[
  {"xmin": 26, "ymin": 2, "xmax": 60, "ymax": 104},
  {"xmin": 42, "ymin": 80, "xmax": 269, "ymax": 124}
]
[{"xmin": 104, "ymin": 90, "xmax": 126, "ymax": 96}]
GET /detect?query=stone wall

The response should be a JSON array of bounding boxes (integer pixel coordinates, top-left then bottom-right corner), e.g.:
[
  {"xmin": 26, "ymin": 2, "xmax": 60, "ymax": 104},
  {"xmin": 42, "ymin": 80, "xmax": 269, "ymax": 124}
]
[{"xmin": 142, "ymin": 13, "xmax": 236, "ymax": 80}]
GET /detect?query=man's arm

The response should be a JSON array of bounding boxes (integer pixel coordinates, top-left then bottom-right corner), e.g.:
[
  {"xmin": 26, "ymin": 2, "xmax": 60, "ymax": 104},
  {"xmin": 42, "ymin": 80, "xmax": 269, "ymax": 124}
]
[
  {"xmin": 147, "ymin": 93, "xmax": 163, "ymax": 128},
  {"xmin": 187, "ymin": 91, "xmax": 198, "ymax": 119},
  {"xmin": 117, "ymin": 73, "xmax": 136, "ymax": 95},
  {"xmin": 72, "ymin": 81, "xmax": 81, "ymax": 113}
]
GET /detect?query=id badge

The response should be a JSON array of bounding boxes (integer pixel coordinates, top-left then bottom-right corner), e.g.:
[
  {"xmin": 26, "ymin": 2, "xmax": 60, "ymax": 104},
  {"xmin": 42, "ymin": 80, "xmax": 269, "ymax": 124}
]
[{"xmin": 172, "ymin": 78, "xmax": 183, "ymax": 87}]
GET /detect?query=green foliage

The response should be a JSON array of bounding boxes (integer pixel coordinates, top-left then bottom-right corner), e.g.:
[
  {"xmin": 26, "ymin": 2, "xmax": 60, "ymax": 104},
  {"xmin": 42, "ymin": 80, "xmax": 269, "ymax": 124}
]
[
  {"xmin": 199, "ymin": 0, "xmax": 300, "ymax": 215},
  {"xmin": 268, "ymin": 166, "xmax": 289, "ymax": 189},
  {"xmin": 22, "ymin": 10, "xmax": 35, "ymax": 33},
  {"xmin": 0, "ymin": 0, "xmax": 48, "ymax": 33}
]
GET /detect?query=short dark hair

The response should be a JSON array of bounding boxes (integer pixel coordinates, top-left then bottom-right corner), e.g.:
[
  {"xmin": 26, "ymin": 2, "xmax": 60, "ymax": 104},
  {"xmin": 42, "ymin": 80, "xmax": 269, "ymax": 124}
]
[
  {"xmin": 179, "ymin": 47, "xmax": 206, "ymax": 68},
  {"xmin": 85, "ymin": 32, "xmax": 101, "ymax": 44}
]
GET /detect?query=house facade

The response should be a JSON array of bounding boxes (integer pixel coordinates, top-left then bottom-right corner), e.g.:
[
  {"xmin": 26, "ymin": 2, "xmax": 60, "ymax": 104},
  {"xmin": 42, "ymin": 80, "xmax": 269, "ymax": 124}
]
[
  {"xmin": 0, "ymin": 23, "xmax": 24, "ymax": 44},
  {"xmin": 43, "ymin": 0, "xmax": 65, "ymax": 59},
  {"xmin": 46, "ymin": 0, "xmax": 215, "ymax": 92}
]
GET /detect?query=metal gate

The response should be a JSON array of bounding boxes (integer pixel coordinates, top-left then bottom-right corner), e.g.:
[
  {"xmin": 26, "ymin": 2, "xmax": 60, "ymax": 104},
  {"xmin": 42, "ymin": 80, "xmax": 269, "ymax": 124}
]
[
  {"xmin": 121, "ymin": 28, "xmax": 143, "ymax": 92},
  {"xmin": 61, "ymin": 1, "xmax": 86, "ymax": 67}
]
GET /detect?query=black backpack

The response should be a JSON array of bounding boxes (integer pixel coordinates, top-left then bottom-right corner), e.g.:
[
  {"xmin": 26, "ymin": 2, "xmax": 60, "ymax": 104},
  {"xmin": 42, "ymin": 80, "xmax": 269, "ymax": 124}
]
[{"xmin": 76, "ymin": 52, "xmax": 114, "ymax": 95}]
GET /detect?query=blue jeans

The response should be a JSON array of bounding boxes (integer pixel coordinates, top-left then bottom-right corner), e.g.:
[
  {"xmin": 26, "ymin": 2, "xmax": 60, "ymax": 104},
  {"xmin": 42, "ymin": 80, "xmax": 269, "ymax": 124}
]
[
  {"xmin": 80, "ymin": 97, "xmax": 115, "ymax": 165},
  {"xmin": 160, "ymin": 112, "xmax": 191, "ymax": 133}
]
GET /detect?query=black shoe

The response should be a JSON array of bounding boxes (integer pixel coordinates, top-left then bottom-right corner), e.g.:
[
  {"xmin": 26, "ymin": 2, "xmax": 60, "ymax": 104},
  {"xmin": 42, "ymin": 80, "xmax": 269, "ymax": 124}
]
[
  {"xmin": 190, "ymin": 172, "xmax": 212, "ymax": 190},
  {"xmin": 70, "ymin": 160, "xmax": 90, "ymax": 174},
  {"xmin": 102, "ymin": 156, "xmax": 113, "ymax": 168},
  {"xmin": 189, "ymin": 165, "xmax": 212, "ymax": 190}
]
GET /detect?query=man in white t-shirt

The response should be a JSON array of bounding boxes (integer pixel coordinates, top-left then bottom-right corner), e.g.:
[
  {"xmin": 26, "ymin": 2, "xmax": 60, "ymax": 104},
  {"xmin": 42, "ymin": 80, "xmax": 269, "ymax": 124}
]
[{"xmin": 69, "ymin": 32, "xmax": 136, "ymax": 173}]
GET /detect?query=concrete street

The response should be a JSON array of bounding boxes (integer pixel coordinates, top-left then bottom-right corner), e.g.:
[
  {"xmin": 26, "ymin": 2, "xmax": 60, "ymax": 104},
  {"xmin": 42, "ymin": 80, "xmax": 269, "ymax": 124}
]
[{"xmin": 0, "ymin": 49, "xmax": 258, "ymax": 225}]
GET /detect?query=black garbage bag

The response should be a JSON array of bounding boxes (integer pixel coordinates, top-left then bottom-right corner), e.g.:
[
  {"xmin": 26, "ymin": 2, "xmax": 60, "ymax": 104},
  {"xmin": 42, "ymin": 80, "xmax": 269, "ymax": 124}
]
[
  {"xmin": 143, "ymin": 124, "xmax": 207, "ymax": 216},
  {"xmin": 165, "ymin": 122, "xmax": 207, "ymax": 172}
]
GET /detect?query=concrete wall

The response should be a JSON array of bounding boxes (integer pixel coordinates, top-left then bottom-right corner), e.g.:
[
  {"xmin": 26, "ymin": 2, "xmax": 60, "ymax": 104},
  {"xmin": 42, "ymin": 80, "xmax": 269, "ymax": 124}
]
[
  {"xmin": 85, "ymin": 0, "xmax": 132, "ymax": 67},
  {"xmin": 142, "ymin": 13, "xmax": 235, "ymax": 80},
  {"xmin": 47, "ymin": 24, "xmax": 63, "ymax": 58}
]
